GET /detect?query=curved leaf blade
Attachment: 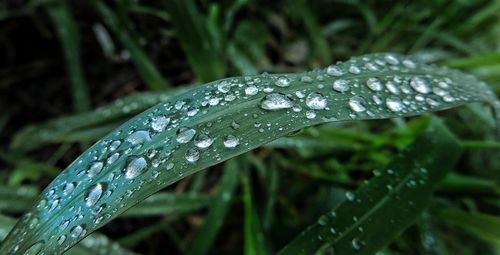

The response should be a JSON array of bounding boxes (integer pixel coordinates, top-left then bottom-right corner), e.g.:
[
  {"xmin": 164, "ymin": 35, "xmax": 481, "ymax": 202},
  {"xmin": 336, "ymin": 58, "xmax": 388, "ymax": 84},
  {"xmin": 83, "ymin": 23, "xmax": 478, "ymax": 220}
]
[
  {"xmin": 0, "ymin": 53, "xmax": 497, "ymax": 254},
  {"xmin": 277, "ymin": 117, "xmax": 462, "ymax": 254}
]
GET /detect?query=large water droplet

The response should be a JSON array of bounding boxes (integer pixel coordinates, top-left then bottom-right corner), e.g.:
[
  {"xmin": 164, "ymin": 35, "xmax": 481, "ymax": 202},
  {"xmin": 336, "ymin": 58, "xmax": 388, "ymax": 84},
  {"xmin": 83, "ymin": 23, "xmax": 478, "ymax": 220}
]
[
  {"xmin": 223, "ymin": 135, "xmax": 240, "ymax": 148},
  {"xmin": 124, "ymin": 156, "xmax": 148, "ymax": 179},
  {"xmin": 85, "ymin": 183, "xmax": 104, "ymax": 207},
  {"xmin": 333, "ymin": 79, "xmax": 350, "ymax": 93},
  {"xmin": 194, "ymin": 134, "xmax": 214, "ymax": 149},
  {"xmin": 348, "ymin": 96, "xmax": 366, "ymax": 113},
  {"xmin": 185, "ymin": 149, "xmax": 200, "ymax": 163},
  {"xmin": 176, "ymin": 127, "xmax": 196, "ymax": 143},
  {"xmin": 305, "ymin": 92, "xmax": 327, "ymax": 110},
  {"xmin": 410, "ymin": 77, "xmax": 431, "ymax": 94},
  {"xmin": 386, "ymin": 96, "xmax": 404, "ymax": 112},
  {"xmin": 259, "ymin": 93, "xmax": 293, "ymax": 111},
  {"xmin": 126, "ymin": 130, "xmax": 151, "ymax": 145},
  {"xmin": 87, "ymin": 162, "xmax": 103, "ymax": 177},
  {"xmin": 217, "ymin": 80, "xmax": 231, "ymax": 93},
  {"xmin": 23, "ymin": 241, "xmax": 45, "ymax": 255},
  {"xmin": 366, "ymin": 77, "xmax": 383, "ymax": 91},
  {"xmin": 151, "ymin": 116, "xmax": 170, "ymax": 132}
]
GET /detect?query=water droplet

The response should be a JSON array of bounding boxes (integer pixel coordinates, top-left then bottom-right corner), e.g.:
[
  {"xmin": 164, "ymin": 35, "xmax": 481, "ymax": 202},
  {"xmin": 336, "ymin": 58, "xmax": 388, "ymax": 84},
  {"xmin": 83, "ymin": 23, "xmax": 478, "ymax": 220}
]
[
  {"xmin": 275, "ymin": 76, "xmax": 291, "ymax": 87},
  {"xmin": 300, "ymin": 75, "xmax": 313, "ymax": 83},
  {"xmin": 326, "ymin": 65, "xmax": 343, "ymax": 76},
  {"xmin": 333, "ymin": 79, "xmax": 350, "ymax": 93},
  {"xmin": 402, "ymin": 59, "xmax": 416, "ymax": 68},
  {"xmin": 318, "ymin": 215, "xmax": 328, "ymax": 226},
  {"xmin": 194, "ymin": 134, "xmax": 214, "ymax": 149},
  {"xmin": 351, "ymin": 238, "xmax": 364, "ymax": 251},
  {"xmin": 385, "ymin": 81, "xmax": 399, "ymax": 94},
  {"xmin": 63, "ymin": 182, "xmax": 76, "ymax": 195},
  {"xmin": 223, "ymin": 135, "xmax": 240, "ymax": 148},
  {"xmin": 345, "ymin": 191, "xmax": 355, "ymax": 201},
  {"xmin": 410, "ymin": 77, "xmax": 431, "ymax": 94},
  {"xmin": 259, "ymin": 93, "xmax": 293, "ymax": 111},
  {"xmin": 366, "ymin": 77, "xmax": 383, "ymax": 91},
  {"xmin": 23, "ymin": 241, "xmax": 45, "ymax": 255},
  {"xmin": 384, "ymin": 54, "xmax": 399, "ymax": 65},
  {"xmin": 126, "ymin": 130, "xmax": 151, "ymax": 145},
  {"xmin": 245, "ymin": 86, "xmax": 259, "ymax": 96},
  {"xmin": 348, "ymin": 96, "xmax": 366, "ymax": 113},
  {"xmin": 57, "ymin": 235, "xmax": 66, "ymax": 245},
  {"xmin": 305, "ymin": 110, "xmax": 317, "ymax": 119},
  {"xmin": 151, "ymin": 116, "xmax": 170, "ymax": 132},
  {"xmin": 166, "ymin": 163, "xmax": 174, "ymax": 170},
  {"xmin": 85, "ymin": 183, "xmax": 104, "ymax": 207},
  {"xmin": 176, "ymin": 127, "xmax": 196, "ymax": 143},
  {"xmin": 60, "ymin": 220, "xmax": 70, "ymax": 230},
  {"xmin": 185, "ymin": 149, "xmax": 200, "ymax": 163},
  {"xmin": 28, "ymin": 217, "xmax": 39, "ymax": 229},
  {"xmin": 305, "ymin": 92, "xmax": 327, "ymax": 110},
  {"xmin": 217, "ymin": 80, "xmax": 231, "ymax": 93},
  {"xmin": 107, "ymin": 152, "xmax": 120, "ymax": 164},
  {"xmin": 48, "ymin": 198, "xmax": 60, "ymax": 212},
  {"xmin": 70, "ymin": 225, "xmax": 85, "ymax": 239},
  {"xmin": 386, "ymin": 96, "xmax": 404, "ymax": 112},
  {"xmin": 109, "ymin": 140, "xmax": 121, "ymax": 151},
  {"xmin": 87, "ymin": 161, "xmax": 103, "ymax": 177},
  {"xmin": 349, "ymin": 65, "xmax": 360, "ymax": 74},
  {"xmin": 124, "ymin": 156, "xmax": 148, "ymax": 179}
]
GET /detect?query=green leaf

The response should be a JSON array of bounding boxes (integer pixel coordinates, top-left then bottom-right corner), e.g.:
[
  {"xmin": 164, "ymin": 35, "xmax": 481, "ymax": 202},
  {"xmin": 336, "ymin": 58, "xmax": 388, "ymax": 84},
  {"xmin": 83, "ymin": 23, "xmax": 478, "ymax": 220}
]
[
  {"xmin": 187, "ymin": 158, "xmax": 239, "ymax": 255},
  {"xmin": 277, "ymin": 117, "xmax": 463, "ymax": 254},
  {"xmin": 434, "ymin": 209, "xmax": 500, "ymax": 249},
  {"xmin": 162, "ymin": 0, "xmax": 226, "ymax": 82},
  {"xmin": 46, "ymin": 1, "xmax": 90, "ymax": 113},
  {"xmin": 0, "ymin": 53, "xmax": 497, "ymax": 254}
]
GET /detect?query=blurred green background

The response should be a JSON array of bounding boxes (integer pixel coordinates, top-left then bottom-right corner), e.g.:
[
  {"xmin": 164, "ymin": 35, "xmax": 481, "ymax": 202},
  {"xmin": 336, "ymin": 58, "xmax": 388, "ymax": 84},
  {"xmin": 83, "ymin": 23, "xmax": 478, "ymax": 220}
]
[{"xmin": 0, "ymin": 0, "xmax": 499, "ymax": 254}]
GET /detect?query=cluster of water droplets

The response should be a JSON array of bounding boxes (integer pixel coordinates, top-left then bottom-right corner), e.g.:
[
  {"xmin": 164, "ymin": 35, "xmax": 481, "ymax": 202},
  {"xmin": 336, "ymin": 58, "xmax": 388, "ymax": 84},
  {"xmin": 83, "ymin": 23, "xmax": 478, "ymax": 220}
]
[{"xmin": 6, "ymin": 53, "xmax": 496, "ymax": 255}]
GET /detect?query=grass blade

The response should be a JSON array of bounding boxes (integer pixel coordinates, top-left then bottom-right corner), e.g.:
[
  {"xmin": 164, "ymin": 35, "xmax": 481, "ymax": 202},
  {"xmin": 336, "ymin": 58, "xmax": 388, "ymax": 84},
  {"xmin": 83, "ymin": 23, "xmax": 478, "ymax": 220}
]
[
  {"xmin": 94, "ymin": 0, "xmax": 170, "ymax": 91},
  {"xmin": 187, "ymin": 158, "xmax": 239, "ymax": 255},
  {"xmin": 46, "ymin": 1, "xmax": 90, "ymax": 113},
  {"xmin": 434, "ymin": 209, "xmax": 500, "ymax": 249},
  {"xmin": 162, "ymin": 0, "xmax": 226, "ymax": 82},
  {"xmin": 0, "ymin": 53, "xmax": 497, "ymax": 255},
  {"xmin": 277, "ymin": 117, "xmax": 463, "ymax": 254}
]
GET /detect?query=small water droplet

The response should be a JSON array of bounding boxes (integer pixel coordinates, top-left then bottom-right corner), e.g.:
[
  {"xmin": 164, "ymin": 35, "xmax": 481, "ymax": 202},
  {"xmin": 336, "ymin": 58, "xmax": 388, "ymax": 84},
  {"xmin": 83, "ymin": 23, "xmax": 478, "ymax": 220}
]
[
  {"xmin": 366, "ymin": 77, "xmax": 383, "ymax": 91},
  {"xmin": 351, "ymin": 238, "xmax": 364, "ymax": 251},
  {"xmin": 109, "ymin": 140, "xmax": 121, "ymax": 151},
  {"xmin": 223, "ymin": 135, "xmax": 240, "ymax": 148},
  {"xmin": 385, "ymin": 81, "xmax": 399, "ymax": 95},
  {"xmin": 384, "ymin": 54, "xmax": 399, "ymax": 65},
  {"xmin": 333, "ymin": 79, "xmax": 350, "ymax": 93},
  {"xmin": 305, "ymin": 110, "xmax": 317, "ymax": 119},
  {"xmin": 63, "ymin": 182, "xmax": 76, "ymax": 195},
  {"xmin": 349, "ymin": 65, "xmax": 361, "ymax": 74},
  {"xmin": 48, "ymin": 198, "xmax": 60, "ymax": 212},
  {"xmin": 124, "ymin": 156, "xmax": 148, "ymax": 179},
  {"xmin": 318, "ymin": 215, "xmax": 328, "ymax": 226},
  {"xmin": 345, "ymin": 191, "xmax": 355, "ymax": 201},
  {"xmin": 305, "ymin": 92, "xmax": 327, "ymax": 110},
  {"xmin": 107, "ymin": 152, "xmax": 120, "ymax": 164},
  {"xmin": 259, "ymin": 93, "xmax": 293, "ymax": 111},
  {"xmin": 176, "ymin": 127, "xmax": 196, "ymax": 143},
  {"xmin": 348, "ymin": 96, "xmax": 366, "ymax": 113},
  {"xmin": 57, "ymin": 235, "xmax": 66, "ymax": 245},
  {"xmin": 85, "ymin": 183, "xmax": 104, "ymax": 207}
]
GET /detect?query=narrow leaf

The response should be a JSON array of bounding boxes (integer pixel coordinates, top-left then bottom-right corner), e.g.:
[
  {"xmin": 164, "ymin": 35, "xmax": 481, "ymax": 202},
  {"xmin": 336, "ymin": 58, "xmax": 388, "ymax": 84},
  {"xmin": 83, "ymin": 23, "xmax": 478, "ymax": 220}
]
[
  {"xmin": 0, "ymin": 53, "xmax": 496, "ymax": 255},
  {"xmin": 277, "ymin": 117, "xmax": 463, "ymax": 254}
]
